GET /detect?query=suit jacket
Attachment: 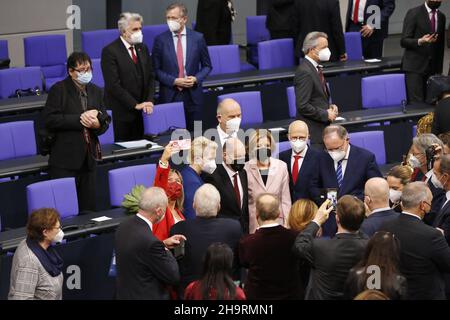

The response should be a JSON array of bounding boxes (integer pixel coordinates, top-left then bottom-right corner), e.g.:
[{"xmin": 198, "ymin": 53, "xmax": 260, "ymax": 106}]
[
  {"xmin": 152, "ymin": 29, "xmax": 212, "ymax": 109},
  {"xmin": 181, "ymin": 166, "xmax": 204, "ymax": 220},
  {"xmin": 293, "ymin": 222, "xmax": 368, "ymax": 300},
  {"xmin": 43, "ymin": 77, "xmax": 110, "ymax": 170},
  {"xmin": 401, "ymin": 4, "xmax": 446, "ymax": 75},
  {"xmin": 345, "ymin": 0, "xmax": 395, "ymax": 40},
  {"xmin": 279, "ymin": 146, "xmax": 321, "ymax": 202},
  {"xmin": 432, "ymin": 96, "xmax": 450, "ymax": 136},
  {"xmin": 169, "ymin": 217, "xmax": 243, "ymax": 291},
  {"xmin": 244, "ymin": 158, "xmax": 292, "ymax": 234},
  {"xmin": 266, "ymin": 0, "xmax": 296, "ymax": 35},
  {"xmin": 195, "ymin": 0, "xmax": 232, "ymax": 45},
  {"xmin": 101, "ymin": 38, "xmax": 155, "ymax": 122},
  {"xmin": 115, "ymin": 215, "xmax": 179, "ymax": 300},
  {"xmin": 434, "ymin": 198, "xmax": 450, "ymax": 245},
  {"xmin": 201, "ymin": 164, "xmax": 250, "ymax": 234},
  {"xmin": 380, "ymin": 213, "xmax": 450, "ymax": 300},
  {"xmin": 293, "ymin": 0, "xmax": 346, "ymax": 61},
  {"xmin": 239, "ymin": 225, "xmax": 302, "ymax": 299},
  {"xmin": 424, "ymin": 178, "xmax": 447, "ymax": 226},
  {"xmin": 360, "ymin": 209, "xmax": 399, "ymax": 237},
  {"xmin": 294, "ymin": 59, "xmax": 330, "ymax": 144}
]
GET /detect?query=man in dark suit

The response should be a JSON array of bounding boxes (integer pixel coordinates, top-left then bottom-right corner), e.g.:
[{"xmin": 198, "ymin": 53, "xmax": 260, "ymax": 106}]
[
  {"xmin": 380, "ymin": 182, "xmax": 450, "ymax": 300},
  {"xmin": 44, "ymin": 52, "xmax": 110, "ymax": 212},
  {"xmin": 432, "ymin": 155, "xmax": 450, "ymax": 244},
  {"xmin": 279, "ymin": 120, "xmax": 321, "ymax": 202},
  {"xmin": 294, "ymin": 31, "xmax": 339, "ymax": 146},
  {"xmin": 202, "ymin": 138, "xmax": 249, "ymax": 233},
  {"xmin": 101, "ymin": 12, "xmax": 155, "ymax": 141},
  {"xmin": 361, "ymin": 177, "xmax": 399, "ymax": 236},
  {"xmin": 311, "ymin": 125, "xmax": 382, "ymax": 236},
  {"xmin": 346, "ymin": 0, "xmax": 396, "ymax": 59},
  {"xmin": 170, "ymin": 184, "xmax": 243, "ymax": 296},
  {"xmin": 432, "ymin": 93, "xmax": 450, "ymax": 136},
  {"xmin": 293, "ymin": 0, "xmax": 347, "ymax": 61},
  {"xmin": 293, "ymin": 195, "xmax": 368, "ymax": 300},
  {"xmin": 266, "ymin": 0, "xmax": 296, "ymax": 40},
  {"xmin": 195, "ymin": 0, "xmax": 235, "ymax": 45},
  {"xmin": 115, "ymin": 187, "xmax": 185, "ymax": 300},
  {"xmin": 239, "ymin": 193, "xmax": 303, "ymax": 299},
  {"xmin": 152, "ymin": 3, "xmax": 212, "ymax": 131},
  {"xmin": 401, "ymin": 1, "xmax": 446, "ymax": 103}
]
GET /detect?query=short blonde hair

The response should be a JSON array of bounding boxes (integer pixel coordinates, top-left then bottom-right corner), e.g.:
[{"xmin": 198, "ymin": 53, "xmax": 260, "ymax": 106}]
[
  {"xmin": 188, "ymin": 136, "xmax": 217, "ymax": 164},
  {"xmin": 248, "ymin": 129, "xmax": 276, "ymax": 159},
  {"xmin": 287, "ymin": 199, "xmax": 318, "ymax": 232}
]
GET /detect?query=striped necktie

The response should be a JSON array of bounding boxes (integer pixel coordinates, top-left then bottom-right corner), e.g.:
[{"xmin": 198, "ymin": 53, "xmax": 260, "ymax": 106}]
[{"xmin": 336, "ymin": 160, "xmax": 344, "ymax": 189}]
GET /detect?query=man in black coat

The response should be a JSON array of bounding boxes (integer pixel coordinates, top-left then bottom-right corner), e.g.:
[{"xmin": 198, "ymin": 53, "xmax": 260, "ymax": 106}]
[
  {"xmin": 101, "ymin": 12, "xmax": 155, "ymax": 141},
  {"xmin": 115, "ymin": 187, "xmax": 185, "ymax": 300},
  {"xmin": 346, "ymin": 0, "xmax": 396, "ymax": 59},
  {"xmin": 293, "ymin": 195, "xmax": 368, "ymax": 300},
  {"xmin": 202, "ymin": 137, "xmax": 249, "ymax": 233},
  {"xmin": 266, "ymin": 0, "xmax": 296, "ymax": 40},
  {"xmin": 432, "ymin": 94, "xmax": 450, "ymax": 136},
  {"xmin": 195, "ymin": 0, "xmax": 235, "ymax": 45},
  {"xmin": 380, "ymin": 181, "xmax": 450, "ymax": 300},
  {"xmin": 293, "ymin": 0, "xmax": 347, "ymax": 61},
  {"xmin": 401, "ymin": 1, "xmax": 446, "ymax": 103},
  {"xmin": 43, "ymin": 52, "xmax": 110, "ymax": 212}
]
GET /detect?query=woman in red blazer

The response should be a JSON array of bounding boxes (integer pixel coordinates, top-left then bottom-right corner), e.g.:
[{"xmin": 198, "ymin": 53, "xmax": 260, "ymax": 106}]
[{"xmin": 152, "ymin": 143, "xmax": 185, "ymax": 241}]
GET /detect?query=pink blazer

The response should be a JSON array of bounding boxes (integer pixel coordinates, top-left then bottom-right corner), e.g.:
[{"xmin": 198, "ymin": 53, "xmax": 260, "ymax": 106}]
[{"xmin": 244, "ymin": 158, "xmax": 292, "ymax": 234}]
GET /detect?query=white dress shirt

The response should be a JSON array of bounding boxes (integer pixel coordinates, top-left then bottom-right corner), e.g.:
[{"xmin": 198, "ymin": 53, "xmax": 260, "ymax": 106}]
[
  {"xmin": 120, "ymin": 36, "xmax": 135, "ymax": 60},
  {"xmin": 305, "ymin": 55, "xmax": 320, "ymax": 71},
  {"xmin": 402, "ymin": 211, "xmax": 422, "ymax": 221},
  {"xmin": 425, "ymin": 2, "xmax": 439, "ymax": 33},
  {"xmin": 333, "ymin": 145, "xmax": 351, "ymax": 178},
  {"xmin": 217, "ymin": 125, "xmax": 237, "ymax": 147},
  {"xmin": 136, "ymin": 213, "xmax": 153, "ymax": 231},
  {"xmin": 352, "ymin": 0, "xmax": 368, "ymax": 23},
  {"xmin": 224, "ymin": 163, "xmax": 243, "ymax": 208},
  {"xmin": 291, "ymin": 145, "xmax": 308, "ymax": 176},
  {"xmin": 258, "ymin": 223, "xmax": 279, "ymax": 229},
  {"xmin": 172, "ymin": 27, "xmax": 187, "ymax": 75},
  {"xmin": 370, "ymin": 207, "xmax": 392, "ymax": 215}
]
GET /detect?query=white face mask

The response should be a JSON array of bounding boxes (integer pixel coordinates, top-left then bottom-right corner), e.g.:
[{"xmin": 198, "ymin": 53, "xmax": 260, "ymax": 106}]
[
  {"xmin": 328, "ymin": 150, "xmax": 346, "ymax": 162},
  {"xmin": 408, "ymin": 155, "xmax": 422, "ymax": 169},
  {"xmin": 318, "ymin": 48, "xmax": 331, "ymax": 62},
  {"xmin": 290, "ymin": 139, "xmax": 307, "ymax": 154},
  {"xmin": 77, "ymin": 71, "xmax": 92, "ymax": 85},
  {"xmin": 52, "ymin": 229, "xmax": 64, "ymax": 244},
  {"xmin": 129, "ymin": 30, "xmax": 143, "ymax": 44},
  {"xmin": 167, "ymin": 20, "xmax": 182, "ymax": 33},
  {"xmin": 226, "ymin": 117, "xmax": 241, "ymax": 134},
  {"xmin": 389, "ymin": 189, "xmax": 402, "ymax": 203},
  {"xmin": 431, "ymin": 173, "xmax": 444, "ymax": 189},
  {"xmin": 202, "ymin": 159, "xmax": 217, "ymax": 174}
]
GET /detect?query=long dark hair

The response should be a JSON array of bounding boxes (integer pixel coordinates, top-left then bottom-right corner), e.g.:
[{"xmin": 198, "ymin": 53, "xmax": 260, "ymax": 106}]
[
  {"xmin": 356, "ymin": 231, "xmax": 402, "ymax": 296},
  {"xmin": 199, "ymin": 243, "xmax": 237, "ymax": 300}
]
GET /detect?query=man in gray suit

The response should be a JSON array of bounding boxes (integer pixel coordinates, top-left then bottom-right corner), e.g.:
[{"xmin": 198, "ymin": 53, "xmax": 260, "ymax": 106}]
[{"xmin": 294, "ymin": 31, "xmax": 339, "ymax": 146}]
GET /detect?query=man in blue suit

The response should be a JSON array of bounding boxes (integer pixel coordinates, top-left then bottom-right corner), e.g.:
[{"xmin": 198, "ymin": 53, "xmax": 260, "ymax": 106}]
[
  {"xmin": 152, "ymin": 3, "xmax": 212, "ymax": 131},
  {"xmin": 279, "ymin": 120, "xmax": 321, "ymax": 203},
  {"xmin": 311, "ymin": 125, "xmax": 382, "ymax": 236}
]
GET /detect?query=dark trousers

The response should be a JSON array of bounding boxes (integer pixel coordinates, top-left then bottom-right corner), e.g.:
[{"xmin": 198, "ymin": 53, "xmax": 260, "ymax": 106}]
[
  {"xmin": 173, "ymin": 90, "xmax": 201, "ymax": 132},
  {"xmin": 114, "ymin": 116, "xmax": 144, "ymax": 142},
  {"xmin": 406, "ymin": 72, "xmax": 432, "ymax": 103},
  {"xmin": 347, "ymin": 22, "xmax": 384, "ymax": 59},
  {"xmin": 49, "ymin": 156, "xmax": 97, "ymax": 213}
]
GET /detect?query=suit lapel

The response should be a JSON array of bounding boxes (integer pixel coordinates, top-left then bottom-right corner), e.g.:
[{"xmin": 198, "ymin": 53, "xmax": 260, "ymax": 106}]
[
  {"xmin": 304, "ymin": 59, "xmax": 327, "ymax": 100},
  {"xmin": 341, "ymin": 145, "xmax": 357, "ymax": 194},
  {"xmin": 185, "ymin": 28, "xmax": 193, "ymax": 74},
  {"xmin": 435, "ymin": 200, "xmax": 450, "ymax": 227},
  {"xmin": 249, "ymin": 161, "xmax": 267, "ymax": 190},
  {"xmin": 218, "ymin": 165, "xmax": 241, "ymax": 210},
  {"xmin": 135, "ymin": 44, "xmax": 147, "ymax": 80},
  {"xmin": 116, "ymin": 38, "xmax": 139, "ymax": 79},
  {"xmin": 166, "ymin": 31, "xmax": 179, "ymax": 72},
  {"xmin": 296, "ymin": 149, "xmax": 310, "ymax": 187}
]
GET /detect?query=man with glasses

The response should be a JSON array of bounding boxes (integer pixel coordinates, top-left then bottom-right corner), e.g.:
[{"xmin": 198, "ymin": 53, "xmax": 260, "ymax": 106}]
[
  {"xmin": 311, "ymin": 125, "xmax": 382, "ymax": 237},
  {"xmin": 279, "ymin": 120, "xmax": 320, "ymax": 202}
]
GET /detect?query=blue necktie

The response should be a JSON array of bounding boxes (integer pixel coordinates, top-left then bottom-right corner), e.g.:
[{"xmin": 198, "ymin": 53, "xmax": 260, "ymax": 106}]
[{"xmin": 336, "ymin": 160, "xmax": 343, "ymax": 189}]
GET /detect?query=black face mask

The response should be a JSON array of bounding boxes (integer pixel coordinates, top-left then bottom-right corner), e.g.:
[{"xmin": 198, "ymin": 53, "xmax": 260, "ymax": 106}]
[
  {"xmin": 230, "ymin": 160, "xmax": 245, "ymax": 172},
  {"xmin": 256, "ymin": 148, "xmax": 272, "ymax": 162},
  {"xmin": 427, "ymin": 1, "xmax": 441, "ymax": 10}
]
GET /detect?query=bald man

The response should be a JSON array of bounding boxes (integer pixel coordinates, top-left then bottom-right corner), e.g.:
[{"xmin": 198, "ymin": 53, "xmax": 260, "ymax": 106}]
[
  {"xmin": 361, "ymin": 177, "xmax": 399, "ymax": 236},
  {"xmin": 278, "ymin": 120, "xmax": 321, "ymax": 202},
  {"xmin": 201, "ymin": 137, "xmax": 249, "ymax": 233}
]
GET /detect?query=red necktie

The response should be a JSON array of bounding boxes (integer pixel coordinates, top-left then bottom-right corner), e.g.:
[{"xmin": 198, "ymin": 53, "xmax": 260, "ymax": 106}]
[
  {"xmin": 431, "ymin": 10, "xmax": 437, "ymax": 33},
  {"xmin": 129, "ymin": 46, "xmax": 137, "ymax": 64},
  {"xmin": 317, "ymin": 67, "xmax": 329, "ymax": 98},
  {"xmin": 292, "ymin": 155, "xmax": 302, "ymax": 185},
  {"xmin": 233, "ymin": 173, "xmax": 241, "ymax": 209},
  {"xmin": 176, "ymin": 33, "xmax": 184, "ymax": 78},
  {"xmin": 353, "ymin": 0, "xmax": 361, "ymax": 24}
]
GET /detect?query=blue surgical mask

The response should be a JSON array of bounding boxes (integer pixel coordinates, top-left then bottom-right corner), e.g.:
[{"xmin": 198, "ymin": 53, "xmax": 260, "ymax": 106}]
[{"xmin": 77, "ymin": 71, "xmax": 92, "ymax": 85}]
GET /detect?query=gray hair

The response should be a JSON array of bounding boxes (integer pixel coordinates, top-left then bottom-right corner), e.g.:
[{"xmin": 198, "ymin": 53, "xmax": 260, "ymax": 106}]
[
  {"xmin": 166, "ymin": 3, "xmax": 188, "ymax": 17},
  {"xmin": 302, "ymin": 31, "xmax": 328, "ymax": 55},
  {"xmin": 412, "ymin": 133, "xmax": 443, "ymax": 154},
  {"xmin": 400, "ymin": 182, "xmax": 430, "ymax": 210},
  {"xmin": 118, "ymin": 12, "xmax": 143, "ymax": 34},
  {"xmin": 138, "ymin": 187, "xmax": 168, "ymax": 215},
  {"xmin": 193, "ymin": 184, "xmax": 221, "ymax": 217},
  {"xmin": 323, "ymin": 125, "xmax": 348, "ymax": 140}
]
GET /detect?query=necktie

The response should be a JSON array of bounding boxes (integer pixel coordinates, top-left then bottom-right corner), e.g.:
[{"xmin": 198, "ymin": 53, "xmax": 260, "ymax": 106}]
[
  {"xmin": 352, "ymin": 0, "xmax": 361, "ymax": 24},
  {"xmin": 317, "ymin": 66, "xmax": 329, "ymax": 98},
  {"xmin": 292, "ymin": 155, "xmax": 302, "ymax": 185},
  {"xmin": 233, "ymin": 173, "xmax": 241, "ymax": 209},
  {"xmin": 129, "ymin": 46, "xmax": 137, "ymax": 64},
  {"xmin": 176, "ymin": 33, "xmax": 184, "ymax": 78},
  {"xmin": 431, "ymin": 10, "xmax": 437, "ymax": 33},
  {"xmin": 336, "ymin": 160, "xmax": 344, "ymax": 189}
]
